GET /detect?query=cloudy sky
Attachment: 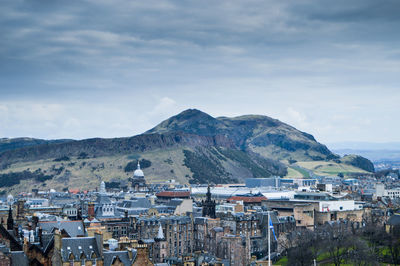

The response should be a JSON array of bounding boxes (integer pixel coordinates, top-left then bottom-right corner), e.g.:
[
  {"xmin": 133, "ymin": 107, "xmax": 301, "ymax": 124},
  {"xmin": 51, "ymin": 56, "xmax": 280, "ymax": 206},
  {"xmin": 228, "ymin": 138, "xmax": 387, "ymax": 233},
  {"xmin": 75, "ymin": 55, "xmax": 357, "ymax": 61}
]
[{"xmin": 1, "ymin": 0, "xmax": 399, "ymax": 144}]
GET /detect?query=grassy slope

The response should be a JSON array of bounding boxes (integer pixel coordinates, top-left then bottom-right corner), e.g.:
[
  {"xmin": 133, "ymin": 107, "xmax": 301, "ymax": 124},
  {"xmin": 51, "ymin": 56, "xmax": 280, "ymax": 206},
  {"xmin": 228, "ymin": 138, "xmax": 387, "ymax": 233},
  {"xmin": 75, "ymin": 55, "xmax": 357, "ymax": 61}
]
[
  {"xmin": 296, "ymin": 161, "xmax": 368, "ymax": 176},
  {"xmin": 0, "ymin": 148, "xmax": 193, "ymax": 194},
  {"xmin": 0, "ymin": 145, "xmax": 284, "ymax": 193},
  {"xmin": 284, "ymin": 167, "xmax": 306, "ymax": 178}
]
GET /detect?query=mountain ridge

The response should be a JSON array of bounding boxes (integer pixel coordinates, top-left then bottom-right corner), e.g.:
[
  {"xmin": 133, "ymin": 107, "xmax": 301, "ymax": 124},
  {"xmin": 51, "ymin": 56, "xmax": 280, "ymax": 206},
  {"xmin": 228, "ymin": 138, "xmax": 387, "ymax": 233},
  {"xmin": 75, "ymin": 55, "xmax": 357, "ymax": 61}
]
[
  {"xmin": 147, "ymin": 109, "xmax": 335, "ymax": 161},
  {"xmin": 0, "ymin": 109, "xmax": 374, "ymax": 193}
]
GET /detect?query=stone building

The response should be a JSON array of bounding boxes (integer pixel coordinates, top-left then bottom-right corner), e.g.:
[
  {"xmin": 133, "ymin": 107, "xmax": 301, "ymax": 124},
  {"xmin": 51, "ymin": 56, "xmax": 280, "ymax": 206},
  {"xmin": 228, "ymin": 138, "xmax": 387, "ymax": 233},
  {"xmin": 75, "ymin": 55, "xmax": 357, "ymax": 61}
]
[
  {"xmin": 202, "ymin": 186, "xmax": 216, "ymax": 218},
  {"xmin": 148, "ymin": 224, "xmax": 167, "ymax": 263},
  {"xmin": 131, "ymin": 162, "xmax": 148, "ymax": 192},
  {"xmin": 137, "ymin": 216, "xmax": 193, "ymax": 259}
]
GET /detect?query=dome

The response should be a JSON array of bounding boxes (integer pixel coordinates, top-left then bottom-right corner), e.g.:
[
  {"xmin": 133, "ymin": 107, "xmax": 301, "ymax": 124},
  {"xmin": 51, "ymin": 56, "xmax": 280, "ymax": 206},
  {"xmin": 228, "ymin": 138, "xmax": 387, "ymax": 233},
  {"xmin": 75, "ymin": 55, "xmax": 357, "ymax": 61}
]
[
  {"xmin": 7, "ymin": 194, "xmax": 13, "ymax": 203},
  {"xmin": 133, "ymin": 162, "xmax": 144, "ymax": 178},
  {"xmin": 100, "ymin": 181, "xmax": 106, "ymax": 194}
]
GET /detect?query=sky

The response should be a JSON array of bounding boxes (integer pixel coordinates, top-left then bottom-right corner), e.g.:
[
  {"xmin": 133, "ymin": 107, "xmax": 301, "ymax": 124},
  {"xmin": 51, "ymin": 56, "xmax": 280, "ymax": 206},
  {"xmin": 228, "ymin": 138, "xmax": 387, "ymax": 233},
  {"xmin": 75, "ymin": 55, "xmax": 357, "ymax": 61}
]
[{"xmin": 1, "ymin": 0, "xmax": 399, "ymax": 143}]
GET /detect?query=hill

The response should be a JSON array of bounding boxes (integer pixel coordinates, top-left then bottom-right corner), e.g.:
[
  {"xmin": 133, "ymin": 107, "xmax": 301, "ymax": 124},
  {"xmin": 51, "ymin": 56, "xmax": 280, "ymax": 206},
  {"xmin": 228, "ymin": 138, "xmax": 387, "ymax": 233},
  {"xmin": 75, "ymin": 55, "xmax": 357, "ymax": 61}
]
[
  {"xmin": 147, "ymin": 109, "xmax": 337, "ymax": 162},
  {"xmin": 0, "ymin": 109, "xmax": 373, "ymax": 193},
  {"xmin": 0, "ymin": 138, "xmax": 72, "ymax": 153}
]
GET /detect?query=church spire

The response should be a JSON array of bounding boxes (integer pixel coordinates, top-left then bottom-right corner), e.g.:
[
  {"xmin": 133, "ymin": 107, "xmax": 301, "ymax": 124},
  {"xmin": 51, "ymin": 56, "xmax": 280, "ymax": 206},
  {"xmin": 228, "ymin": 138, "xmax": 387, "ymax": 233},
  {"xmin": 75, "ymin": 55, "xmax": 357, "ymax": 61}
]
[
  {"xmin": 7, "ymin": 206, "xmax": 13, "ymax": 230},
  {"xmin": 202, "ymin": 184, "xmax": 216, "ymax": 218},
  {"xmin": 156, "ymin": 224, "xmax": 164, "ymax": 240},
  {"xmin": 206, "ymin": 184, "xmax": 211, "ymax": 201}
]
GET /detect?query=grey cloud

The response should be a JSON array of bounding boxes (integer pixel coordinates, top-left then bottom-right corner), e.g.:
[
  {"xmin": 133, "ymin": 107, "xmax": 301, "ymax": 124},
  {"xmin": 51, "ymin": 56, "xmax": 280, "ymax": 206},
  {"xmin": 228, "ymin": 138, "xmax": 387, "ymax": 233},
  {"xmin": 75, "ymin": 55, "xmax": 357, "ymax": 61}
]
[{"xmin": 0, "ymin": 0, "xmax": 399, "ymax": 141}]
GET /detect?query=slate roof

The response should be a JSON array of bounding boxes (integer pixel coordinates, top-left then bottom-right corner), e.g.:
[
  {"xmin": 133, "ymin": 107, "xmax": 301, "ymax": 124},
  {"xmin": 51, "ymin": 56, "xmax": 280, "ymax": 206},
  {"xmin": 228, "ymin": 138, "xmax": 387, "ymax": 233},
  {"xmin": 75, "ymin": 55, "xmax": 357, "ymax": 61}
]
[
  {"xmin": 194, "ymin": 217, "xmax": 209, "ymax": 225},
  {"xmin": 156, "ymin": 191, "xmax": 190, "ymax": 198},
  {"xmin": 11, "ymin": 251, "xmax": 29, "ymax": 266},
  {"xmin": 138, "ymin": 215, "xmax": 191, "ymax": 225},
  {"xmin": 39, "ymin": 220, "xmax": 85, "ymax": 237},
  {"xmin": 118, "ymin": 198, "xmax": 152, "ymax": 209},
  {"xmin": 165, "ymin": 199, "xmax": 184, "ymax": 207},
  {"xmin": 103, "ymin": 250, "xmax": 136, "ymax": 266},
  {"xmin": 61, "ymin": 237, "xmax": 101, "ymax": 262},
  {"xmin": 388, "ymin": 214, "xmax": 400, "ymax": 226},
  {"xmin": 96, "ymin": 194, "xmax": 112, "ymax": 204},
  {"xmin": 0, "ymin": 224, "xmax": 22, "ymax": 251},
  {"xmin": 212, "ymin": 227, "xmax": 223, "ymax": 232}
]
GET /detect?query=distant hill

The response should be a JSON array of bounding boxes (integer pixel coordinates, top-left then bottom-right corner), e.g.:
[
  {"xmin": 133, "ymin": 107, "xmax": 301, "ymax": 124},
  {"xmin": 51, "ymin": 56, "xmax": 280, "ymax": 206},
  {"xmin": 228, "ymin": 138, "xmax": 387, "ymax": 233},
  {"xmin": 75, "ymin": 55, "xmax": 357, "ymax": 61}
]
[
  {"xmin": 147, "ymin": 109, "xmax": 337, "ymax": 162},
  {"xmin": 0, "ymin": 109, "xmax": 373, "ymax": 193},
  {"xmin": 328, "ymin": 141, "xmax": 400, "ymax": 151},
  {"xmin": 0, "ymin": 138, "xmax": 72, "ymax": 153}
]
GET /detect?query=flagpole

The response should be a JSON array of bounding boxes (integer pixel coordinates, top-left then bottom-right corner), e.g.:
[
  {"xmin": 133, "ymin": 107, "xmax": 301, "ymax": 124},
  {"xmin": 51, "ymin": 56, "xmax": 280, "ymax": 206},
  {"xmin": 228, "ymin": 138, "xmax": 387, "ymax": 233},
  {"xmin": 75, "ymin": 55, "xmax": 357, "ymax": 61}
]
[{"xmin": 268, "ymin": 210, "xmax": 271, "ymax": 266}]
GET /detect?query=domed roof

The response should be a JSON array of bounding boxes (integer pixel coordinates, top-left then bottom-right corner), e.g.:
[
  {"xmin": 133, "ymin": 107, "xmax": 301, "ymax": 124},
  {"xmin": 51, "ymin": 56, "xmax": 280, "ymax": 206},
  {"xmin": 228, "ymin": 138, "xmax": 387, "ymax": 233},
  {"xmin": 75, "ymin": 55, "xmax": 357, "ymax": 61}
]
[
  {"xmin": 133, "ymin": 162, "xmax": 144, "ymax": 178},
  {"xmin": 7, "ymin": 194, "xmax": 13, "ymax": 202},
  {"xmin": 100, "ymin": 181, "xmax": 106, "ymax": 194}
]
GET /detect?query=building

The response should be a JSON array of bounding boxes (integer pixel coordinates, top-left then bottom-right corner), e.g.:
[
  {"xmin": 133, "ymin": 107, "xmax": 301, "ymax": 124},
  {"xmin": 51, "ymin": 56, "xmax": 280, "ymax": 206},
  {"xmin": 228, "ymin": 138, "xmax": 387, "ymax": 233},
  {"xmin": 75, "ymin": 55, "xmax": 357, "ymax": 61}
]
[
  {"xmin": 227, "ymin": 193, "xmax": 267, "ymax": 209},
  {"xmin": 155, "ymin": 191, "xmax": 190, "ymax": 203},
  {"xmin": 262, "ymin": 192, "xmax": 367, "ymax": 228},
  {"xmin": 131, "ymin": 162, "xmax": 148, "ymax": 192},
  {"xmin": 202, "ymin": 186, "xmax": 216, "ymax": 218},
  {"xmin": 137, "ymin": 216, "xmax": 193, "ymax": 259}
]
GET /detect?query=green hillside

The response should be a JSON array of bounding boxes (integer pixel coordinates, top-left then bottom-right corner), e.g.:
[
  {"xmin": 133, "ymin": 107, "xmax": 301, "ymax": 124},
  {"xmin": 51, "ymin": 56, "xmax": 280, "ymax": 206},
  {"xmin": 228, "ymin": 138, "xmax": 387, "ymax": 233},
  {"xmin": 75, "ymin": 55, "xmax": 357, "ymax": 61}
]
[
  {"xmin": 296, "ymin": 161, "xmax": 370, "ymax": 177},
  {"xmin": 0, "ymin": 109, "xmax": 374, "ymax": 193}
]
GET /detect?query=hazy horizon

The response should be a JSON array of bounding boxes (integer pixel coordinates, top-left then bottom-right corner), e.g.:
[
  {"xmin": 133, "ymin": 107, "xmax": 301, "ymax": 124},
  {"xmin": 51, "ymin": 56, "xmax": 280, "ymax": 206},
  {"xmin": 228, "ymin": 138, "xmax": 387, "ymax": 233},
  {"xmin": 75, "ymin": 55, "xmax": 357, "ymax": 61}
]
[{"xmin": 1, "ymin": 1, "xmax": 399, "ymax": 143}]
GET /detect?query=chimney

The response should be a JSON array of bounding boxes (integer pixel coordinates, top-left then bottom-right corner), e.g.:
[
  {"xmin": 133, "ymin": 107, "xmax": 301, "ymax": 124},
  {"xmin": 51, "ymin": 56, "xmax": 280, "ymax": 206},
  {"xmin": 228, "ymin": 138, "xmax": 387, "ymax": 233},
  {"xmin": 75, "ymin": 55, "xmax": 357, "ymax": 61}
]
[
  {"xmin": 16, "ymin": 200, "xmax": 25, "ymax": 221},
  {"xmin": 127, "ymin": 248, "xmax": 133, "ymax": 260},
  {"xmin": 77, "ymin": 207, "xmax": 82, "ymax": 220},
  {"xmin": 23, "ymin": 237, "xmax": 29, "ymax": 254},
  {"xmin": 135, "ymin": 244, "xmax": 150, "ymax": 265},
  {"xmin": 32, "ymin": 216, "xmax": 39, "ymax": 230},
  {"xmin": 94, "ymin": 231, "xmax": 103, "ymax": 257},
  {"xmin": 54, "ymin": 229, "xmax": 62, "ymax": 251},
  {"xmin": 88, "ymin": 202, "xmax": 95, "ymax": 218},
  {"xmin": 38, "ymin": 227, "xmax": 43, "ymax": 245},
  {"xmin": 124, "ymin": 210, "xmax": 128, "ymax": 219}
]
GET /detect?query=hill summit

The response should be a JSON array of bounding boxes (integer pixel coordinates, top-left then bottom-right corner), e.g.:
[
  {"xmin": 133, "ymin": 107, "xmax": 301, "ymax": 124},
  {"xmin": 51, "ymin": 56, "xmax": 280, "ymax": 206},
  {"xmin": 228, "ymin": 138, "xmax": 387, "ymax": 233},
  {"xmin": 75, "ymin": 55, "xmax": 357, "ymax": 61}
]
[
  {"xmin": 0, "ymin": 109, "xmax": 373, "ymax": 193},
  {"xmin": 147, "ymin": 109, "xmax": 336, "ymax": 161}
]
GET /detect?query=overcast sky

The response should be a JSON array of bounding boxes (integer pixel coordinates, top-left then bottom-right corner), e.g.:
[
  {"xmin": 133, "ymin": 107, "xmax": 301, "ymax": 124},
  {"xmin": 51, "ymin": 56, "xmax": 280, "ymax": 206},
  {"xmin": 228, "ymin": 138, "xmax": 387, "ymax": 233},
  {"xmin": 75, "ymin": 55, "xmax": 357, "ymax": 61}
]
[{"xmin": 1, "ymin": 0, "xmax": 399, "ymax": 143}]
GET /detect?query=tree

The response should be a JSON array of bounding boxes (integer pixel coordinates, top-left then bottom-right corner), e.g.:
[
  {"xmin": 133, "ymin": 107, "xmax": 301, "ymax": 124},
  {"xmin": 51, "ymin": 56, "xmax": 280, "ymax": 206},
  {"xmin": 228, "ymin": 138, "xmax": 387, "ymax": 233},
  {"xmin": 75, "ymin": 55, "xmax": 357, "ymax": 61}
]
[
  {"xmin": 347, "ymin": 237, "xmax": 378, "ymax": 266},
  {"xmin": 322, "ymin": 223, "xmax": 352, "ymax": 266},
  {"xmin": 284, "ymin": 229, "xmax": 315, "ymax": 266},
  {"xmin": 385, "ymin": 224, "xmax": 400, "ymax": 265}
]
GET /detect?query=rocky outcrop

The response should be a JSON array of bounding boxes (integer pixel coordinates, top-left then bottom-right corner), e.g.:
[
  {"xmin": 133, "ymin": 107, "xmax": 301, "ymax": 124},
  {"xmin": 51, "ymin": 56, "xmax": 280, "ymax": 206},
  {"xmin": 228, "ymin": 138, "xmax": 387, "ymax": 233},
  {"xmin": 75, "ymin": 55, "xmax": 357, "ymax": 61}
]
[
  {"xmin": 0, "ymin": 132, "xmax": 234, "ymax": 169},
  {"xmin": 147, "ymin": 109, "xmax": 336, "ymax": 161},
  {"xmin": 340, "ymin": 154, "xmax": 375, "ymax": 172}
]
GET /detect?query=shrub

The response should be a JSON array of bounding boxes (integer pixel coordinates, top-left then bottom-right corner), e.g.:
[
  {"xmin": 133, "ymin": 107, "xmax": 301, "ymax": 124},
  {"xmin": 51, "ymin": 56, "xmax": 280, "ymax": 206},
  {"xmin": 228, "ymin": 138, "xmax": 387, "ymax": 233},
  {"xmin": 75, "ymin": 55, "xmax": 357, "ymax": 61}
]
[
  {"xmin": 124, "ymin": 159, "xmax": 152, "ymax": 172},
  {"xmin": 53, "ymin": 155, "xmax": 70, "ymax": 162}
]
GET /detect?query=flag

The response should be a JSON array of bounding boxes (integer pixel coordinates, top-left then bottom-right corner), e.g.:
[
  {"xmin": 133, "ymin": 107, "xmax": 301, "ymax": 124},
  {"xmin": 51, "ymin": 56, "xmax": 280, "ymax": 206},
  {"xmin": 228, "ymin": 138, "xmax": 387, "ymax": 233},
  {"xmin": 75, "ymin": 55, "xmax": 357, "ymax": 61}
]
[{"xmin": 269, "ymin": 216, "xmax": 277, "ymax": 241}]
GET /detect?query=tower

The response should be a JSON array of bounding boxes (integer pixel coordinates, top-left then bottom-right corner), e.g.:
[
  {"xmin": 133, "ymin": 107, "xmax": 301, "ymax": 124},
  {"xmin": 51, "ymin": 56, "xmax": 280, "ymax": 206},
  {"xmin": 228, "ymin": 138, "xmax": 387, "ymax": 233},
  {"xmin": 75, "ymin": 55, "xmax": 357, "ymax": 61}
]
[
  {"xmin": 131, "ymin": 161, "xmax": 147, "ymax": 192},
  {"xmin": 202, "ymin": 185, "xmax": 216, "ymax": 218},
  {"xmin": 154, "ymin": 224, "xmax": 167, "ymax": 263},
  {"xmin": 7, "ymin": 206, "xmax": 14, "ymax": 230}
]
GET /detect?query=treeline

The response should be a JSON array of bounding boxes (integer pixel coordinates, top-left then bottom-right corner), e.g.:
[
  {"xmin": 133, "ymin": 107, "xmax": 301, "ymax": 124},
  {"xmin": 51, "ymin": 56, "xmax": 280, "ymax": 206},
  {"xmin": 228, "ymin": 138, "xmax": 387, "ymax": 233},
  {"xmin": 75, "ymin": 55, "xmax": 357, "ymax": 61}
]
[
  {"xmin": 0, "ymin": 170, "xmax": 53, "ymax": 188},
  {"xmin": 282, "ymin": 218, "xmax": 400, "ymax": 265}
]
